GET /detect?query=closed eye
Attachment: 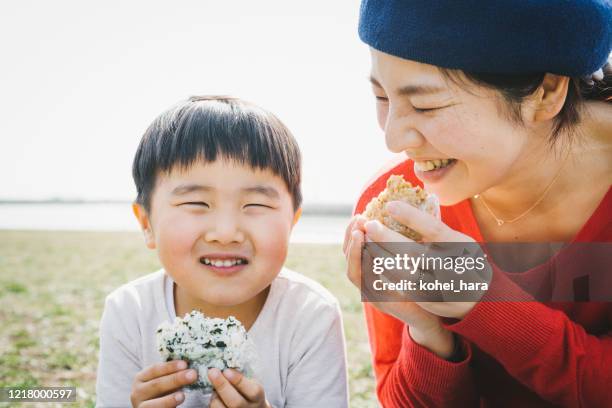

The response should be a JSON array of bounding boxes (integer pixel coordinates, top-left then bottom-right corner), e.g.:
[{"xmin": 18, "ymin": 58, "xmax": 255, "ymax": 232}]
[
  {"xmin": 181, "ymin": 202, "xmax": 209, "ymax": 207},
  {"xmin": 375, "ymin": 96, "xmax": 389, "ymax": 103},
  {"xmin": 414, "ymin": 103, "xmax": 455, "ymax": 113},
  {"xmin": 244, "ymin": 204, "xmax": 273, "ymax": 209},
  {"xmin": 413, "ymin": 107, "xmax": 437, "ymax": 113}
]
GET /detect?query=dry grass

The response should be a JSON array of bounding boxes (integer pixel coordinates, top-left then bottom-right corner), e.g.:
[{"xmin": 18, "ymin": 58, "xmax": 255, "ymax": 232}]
[{"xmin": 0, "ymin": 230, "xmax": 378, "ymax": 407}]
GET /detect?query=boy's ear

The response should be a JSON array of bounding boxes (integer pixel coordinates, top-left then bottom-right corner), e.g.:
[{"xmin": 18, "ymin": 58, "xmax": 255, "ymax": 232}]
[
  {"xmin": 522, "ymin": 73, "xmax": 570, "ymax": 124},
  {"xmin": 132, "ymin": 202, "xmax": 156, "ymax": 249},
  {"xmin": 292, "ymin": 207, "xmax": 302, "ymax": 226}
]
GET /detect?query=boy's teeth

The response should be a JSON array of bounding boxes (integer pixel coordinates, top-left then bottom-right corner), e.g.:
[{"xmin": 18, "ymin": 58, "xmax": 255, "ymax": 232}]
[{"xmin": 202, "ymin": 258, "xmax": 245, "ymax": 267}]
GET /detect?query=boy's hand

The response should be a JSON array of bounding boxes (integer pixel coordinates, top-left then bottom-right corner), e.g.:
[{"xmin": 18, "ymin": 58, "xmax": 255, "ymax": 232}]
[
  {"xmin": 130, "ymin": 360, "xmax": 197, "ymax": 407},
  {"xmin": 208, "ymin": 368, "xmax": 270, "ymax": 408}
]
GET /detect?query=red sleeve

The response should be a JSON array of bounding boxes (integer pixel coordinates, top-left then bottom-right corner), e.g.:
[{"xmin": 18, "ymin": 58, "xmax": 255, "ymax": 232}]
[
  {"xmin": 364, "ymin": 303, "xmax": 479, "ymax": 407},
  {"xmin": 445, "ymin": 267, "xmax": 612, "ymax": 407},
  {"xmin": 357, "ymin": 159, "xmax": 480, "ymax": 407}
]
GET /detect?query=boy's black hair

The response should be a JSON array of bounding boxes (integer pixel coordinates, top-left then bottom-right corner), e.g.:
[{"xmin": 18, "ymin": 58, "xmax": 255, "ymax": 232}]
[{"xmin": 132, "ymin": 96, "xmax": 302, "ymax": 213}]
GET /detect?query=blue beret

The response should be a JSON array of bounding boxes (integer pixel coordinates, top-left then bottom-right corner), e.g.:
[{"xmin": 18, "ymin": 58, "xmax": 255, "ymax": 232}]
[{"xmin": 358, "ymin": 0, "xmax": 612, "ymax": 76}]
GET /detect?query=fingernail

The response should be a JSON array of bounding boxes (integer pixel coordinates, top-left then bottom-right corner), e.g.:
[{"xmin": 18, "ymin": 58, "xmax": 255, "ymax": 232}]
[
  {"xmin": 223, "ymin": 369, "xmax": 236, "ymax": 381},
  {"xmin": 386, "ymin": 201, "xmax": 400, "ymax": 215},
  {"xmin": 177, "ymin": 360, "xmax": 187, "ymax": 370},
  {"xmin": 175, "ymin": 392, "xmax": 184, "ymax": 402},
  {"xmin": 208, "ymin": 368, "xmax": 220, "ymax": 380},
  {"xmin": 186, "ymin": 370, "xmax": 196, "ymax": 381}
]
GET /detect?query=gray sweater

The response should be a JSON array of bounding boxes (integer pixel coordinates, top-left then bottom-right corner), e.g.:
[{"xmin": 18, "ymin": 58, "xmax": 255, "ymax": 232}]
[{"xmin": 95, "ymin": 268, "xmax": 349, "ymax": 408}]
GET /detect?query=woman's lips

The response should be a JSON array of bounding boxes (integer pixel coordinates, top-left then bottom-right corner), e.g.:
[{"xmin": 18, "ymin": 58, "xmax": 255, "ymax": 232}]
[{"xmin": 414, "ymin": 159, "xmax": 458, "ymax": 183}]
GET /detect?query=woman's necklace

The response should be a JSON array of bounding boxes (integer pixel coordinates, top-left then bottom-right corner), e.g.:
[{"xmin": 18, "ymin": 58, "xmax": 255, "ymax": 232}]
[{"xmin": 473, "ymin": 153, "xmax": 569, "ymax": 226}]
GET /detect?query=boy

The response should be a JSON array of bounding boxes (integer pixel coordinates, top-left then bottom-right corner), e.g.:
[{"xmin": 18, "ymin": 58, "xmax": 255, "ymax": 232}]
[{"xmin": 95, "ymin": 96, "xmax": 349, "ymax": 407}]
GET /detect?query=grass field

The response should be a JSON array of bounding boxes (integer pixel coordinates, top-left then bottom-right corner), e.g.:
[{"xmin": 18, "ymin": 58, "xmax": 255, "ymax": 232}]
[{"xmin": 0, "ymin": 230, "xmax": 379, "ymax": 407}]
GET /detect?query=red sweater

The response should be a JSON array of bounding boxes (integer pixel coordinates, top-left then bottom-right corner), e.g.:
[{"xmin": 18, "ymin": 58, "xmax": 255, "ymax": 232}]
[{"xmin": 354, "ymin": 158, "xmax": 612, "ymax": 408}]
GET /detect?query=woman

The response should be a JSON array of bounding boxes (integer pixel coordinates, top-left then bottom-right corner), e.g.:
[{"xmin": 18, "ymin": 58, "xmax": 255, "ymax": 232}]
[{"xmin": 344, "ymin": 0, "xmax": 612, "ymax": 406}]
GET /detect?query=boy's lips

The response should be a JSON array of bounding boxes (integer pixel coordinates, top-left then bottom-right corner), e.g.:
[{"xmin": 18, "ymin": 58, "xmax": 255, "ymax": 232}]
[{"xmin": 198, "ymin": 253, "xmax": 250, "ymax": 276}]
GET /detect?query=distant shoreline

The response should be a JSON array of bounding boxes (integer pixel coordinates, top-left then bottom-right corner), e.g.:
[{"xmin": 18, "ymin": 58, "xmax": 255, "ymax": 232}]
[{"xmin": 0, "ymin": 200, "xmax": 353, "ymax": 217}]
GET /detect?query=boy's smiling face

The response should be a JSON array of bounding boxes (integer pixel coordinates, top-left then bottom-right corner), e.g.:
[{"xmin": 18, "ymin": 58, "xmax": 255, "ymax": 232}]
[{"xmin": 134, "ymin": 159, "xmax": 298, "ymax": 307}]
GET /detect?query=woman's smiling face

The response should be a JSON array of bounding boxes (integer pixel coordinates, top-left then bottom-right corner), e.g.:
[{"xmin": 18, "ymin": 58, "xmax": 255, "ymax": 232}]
[{"xmin": 369, "ymin": 48, "xmax": 534, "ymax": 205}]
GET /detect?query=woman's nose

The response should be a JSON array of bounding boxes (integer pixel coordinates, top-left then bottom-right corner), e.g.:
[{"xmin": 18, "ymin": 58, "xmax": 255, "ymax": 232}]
[
  {"xmin": 204, "ymin": 215, "xmax": 245, "ymax": 244},
  {"xmin": 384, "ymin": 108, "xmax": 425, "ymax": 153}
]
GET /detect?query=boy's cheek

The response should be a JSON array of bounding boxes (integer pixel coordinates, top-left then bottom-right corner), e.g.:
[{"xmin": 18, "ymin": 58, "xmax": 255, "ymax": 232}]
[
  {"xmin": 251, "ymin": 218, "xmax": 292, "ymax": 263},
  {"xmin": 156, "ymin": 215, "xmax": 202, "ymax": 253}
]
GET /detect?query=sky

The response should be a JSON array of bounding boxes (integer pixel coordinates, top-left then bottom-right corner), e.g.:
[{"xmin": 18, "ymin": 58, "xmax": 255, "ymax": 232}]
[{"xmin": 1, "ymin": 0, "xmax": 399, "ymax": 205}]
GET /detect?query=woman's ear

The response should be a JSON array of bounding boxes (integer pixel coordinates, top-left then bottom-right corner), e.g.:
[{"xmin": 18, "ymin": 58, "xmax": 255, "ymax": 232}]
[
  {"xmin": 292, "ymin": 207, "xmax": 302, "ymax": 226},
  {"xmin": 132, "ymin": 202, "xmax": 156, "ymax": 249},
  {"xmin": 522, "ymin": 73, "xmax": 570, "ymax": 124}
]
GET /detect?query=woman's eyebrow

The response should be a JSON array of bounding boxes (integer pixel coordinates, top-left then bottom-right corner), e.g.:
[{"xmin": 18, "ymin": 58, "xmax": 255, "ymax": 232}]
[
  {"xmin": 397, "ymin": 84, "xmax": 446, "ymax": 97},
  {"xmin": 369, "ymin": 75, "xmax": 445, "ymax": 96},
  {"xmin": 241, "ymin": 185, "xmax": 280, "ymax": 199},
  {"xmin": 369, "ymin": 75, "xmax": 383, "ymax": 88}
]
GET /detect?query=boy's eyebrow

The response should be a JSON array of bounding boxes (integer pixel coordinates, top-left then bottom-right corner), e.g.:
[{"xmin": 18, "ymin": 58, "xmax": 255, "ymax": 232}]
[
  {"xmin": 171, "ymin": 184, "xmax": 213, "ymax": 196},
  {"xmin": 369, "ymin": 75, "xmax": 445, "ymax": 96},
  {"xmin": 242, "ymin": 185, "xmax": 280, "ymax": 199}
]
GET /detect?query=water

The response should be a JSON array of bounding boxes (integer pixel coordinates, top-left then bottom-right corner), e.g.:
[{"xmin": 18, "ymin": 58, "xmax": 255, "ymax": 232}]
[{"xmin": 0, "ymin": 204, "xmax": 350, "ymax": 244}]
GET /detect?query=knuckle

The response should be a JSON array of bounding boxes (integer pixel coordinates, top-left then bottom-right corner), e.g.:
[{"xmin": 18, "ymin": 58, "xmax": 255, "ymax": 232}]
[
  {"xmin": 232, "ymin": 374, "xmax": 244, "ymax": 388},
  {"xmin": 431, "ymin": 222, "xmax": 445, "ymax": 238},
  {"xmin": 130, "ymin": 393, "xmax": 139, "ymax": 407},
  {"xmin": 214, "ymin": 379, "xmax": 227, "ymax": 392},
  {"xmin": 346, "ymin": 265, "xmax": 356, "ymax": 281},
  {"xmin": 172, "ymin": 372, "xmax": 186, "ymax": 388},
  {"xmin": 162, "ymin": 394, "xmax": 179, "ymax": 408},
  {"xmin": 253, "ymin": 387, "xmax": 265, "ymax": 401},
  {"xmin": 135, "ymin": 367, "xmax": 147, "ymax": 382},
  {"xmin": 153, "ymin": 362, "xmax": 165, "ymax": 375},
  {"xmin": 131, "ymin": 382, "xmax": 144, "ymax": 400},
  {"xmin": 148, "ymin": 378, "xmax": 162, "ymax": 395}
]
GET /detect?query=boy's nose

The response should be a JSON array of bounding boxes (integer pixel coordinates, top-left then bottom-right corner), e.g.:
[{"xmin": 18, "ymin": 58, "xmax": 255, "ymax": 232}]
[{"xmin": 204, "ymin": 217, "xmax": 245, "ymax": 244}]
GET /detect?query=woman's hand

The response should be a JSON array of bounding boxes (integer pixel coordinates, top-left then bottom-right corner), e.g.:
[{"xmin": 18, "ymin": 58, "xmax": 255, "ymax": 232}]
[
  {"xmin": 344, "ymin": 215, "xmax": 456, "ymax": 358},
  {"xmin": 208, "ymin": 368, "xmax": 271, "ymax": 408},
  {"xmin": 371, "ymin": 200, "xmax": 484, "ymax": 319}
]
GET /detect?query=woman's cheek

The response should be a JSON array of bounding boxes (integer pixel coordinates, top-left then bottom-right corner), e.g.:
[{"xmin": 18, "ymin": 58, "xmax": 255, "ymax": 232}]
[
  {"xmin": 376, "ymin": 103, "xmax": 389, "ymax": 131},
  {"xmin": 423, "ymin": 109, "xmax": 473, "ymax": 158}
]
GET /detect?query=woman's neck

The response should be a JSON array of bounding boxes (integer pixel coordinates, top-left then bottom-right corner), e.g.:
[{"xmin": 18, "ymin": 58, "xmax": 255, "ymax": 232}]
[
  {"xmin": 471, "ymin": 101, "xmax": 612, "ymax": 241},
  {"xmin": 475, "ymin": 101, "xmax": 612, "ymax": 219}
]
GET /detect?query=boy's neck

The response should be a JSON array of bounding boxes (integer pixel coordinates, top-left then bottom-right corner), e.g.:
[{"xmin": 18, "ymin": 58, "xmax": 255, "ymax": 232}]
[{"xmin": 173, "ymin": 283, "xmax": 270, "ymax": 331}]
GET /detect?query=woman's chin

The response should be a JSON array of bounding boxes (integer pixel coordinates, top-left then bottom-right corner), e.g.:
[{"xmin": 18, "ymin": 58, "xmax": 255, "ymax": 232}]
[{"xmin": 426, "ymin": 187, "xmax": 469, "ymax": 207}]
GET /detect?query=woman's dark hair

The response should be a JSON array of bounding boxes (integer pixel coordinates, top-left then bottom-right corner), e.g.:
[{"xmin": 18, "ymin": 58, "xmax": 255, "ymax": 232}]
[
  {"xmin": 132, "ymin": 96, "xmax": 302, "ymax": 213},
  {"xmin": 438, "ymin": 64, "xmax": 611, "ymax": 145}
]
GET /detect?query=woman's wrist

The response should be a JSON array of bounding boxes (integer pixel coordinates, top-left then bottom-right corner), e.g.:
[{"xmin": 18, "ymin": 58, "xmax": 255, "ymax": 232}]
[{"xmin": 408, "ymin": 325, "xmax": 455, "ymax": 359}]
